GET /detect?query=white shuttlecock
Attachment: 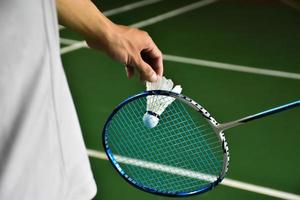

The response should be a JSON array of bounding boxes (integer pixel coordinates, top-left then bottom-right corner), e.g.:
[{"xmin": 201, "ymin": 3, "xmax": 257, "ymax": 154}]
[{"xmin": 143, "ymin": 76, "xmax": 182, "ymax": 128}]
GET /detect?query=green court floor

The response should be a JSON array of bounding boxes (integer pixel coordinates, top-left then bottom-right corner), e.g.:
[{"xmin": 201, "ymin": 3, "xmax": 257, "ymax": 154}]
[{"xmin": 60, "ymin": 0, "xmax": 300, "ymax": 199}]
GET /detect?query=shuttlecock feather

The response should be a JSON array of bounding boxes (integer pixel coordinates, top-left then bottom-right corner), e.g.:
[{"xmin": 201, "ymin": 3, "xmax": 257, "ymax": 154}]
[{"xmin": 143, "ymin": 76, "xmax": 182, "ymax": 128}]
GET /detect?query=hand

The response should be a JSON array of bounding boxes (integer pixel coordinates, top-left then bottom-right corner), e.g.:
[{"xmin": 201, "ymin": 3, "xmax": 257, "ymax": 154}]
[{"xmin": 86, "ymin": 24, "xmax": 163, "ymax": 82}]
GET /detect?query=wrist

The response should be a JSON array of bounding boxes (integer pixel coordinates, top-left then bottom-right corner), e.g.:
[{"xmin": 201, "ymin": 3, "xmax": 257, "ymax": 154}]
[{"xmin": 85, "ymin": 18, "xmax": 117, "ymax": 52}]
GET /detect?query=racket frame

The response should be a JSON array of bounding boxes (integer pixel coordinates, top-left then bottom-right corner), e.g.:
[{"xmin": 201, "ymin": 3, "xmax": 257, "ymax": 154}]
[{"xmin": 103, "ymin": 90, "xmax": 230, "ymax": 197}]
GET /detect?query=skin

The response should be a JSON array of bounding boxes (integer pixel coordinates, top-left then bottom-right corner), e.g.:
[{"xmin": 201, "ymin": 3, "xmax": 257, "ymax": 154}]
[{"xmin": 56, "ymin": 0, "xmax": 163, "ymax": 82}]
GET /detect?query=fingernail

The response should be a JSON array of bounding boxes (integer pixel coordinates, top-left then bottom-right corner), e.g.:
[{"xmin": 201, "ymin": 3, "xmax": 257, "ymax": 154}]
[{"xmin": 150, "ymin": 73, "xmax": 158, "ymax": 82}]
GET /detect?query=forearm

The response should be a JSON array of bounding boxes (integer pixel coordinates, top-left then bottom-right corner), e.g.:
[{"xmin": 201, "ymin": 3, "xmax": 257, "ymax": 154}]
[{"xmin": 56, "ymin": 0, "xmax": 112, "ymax": 42}]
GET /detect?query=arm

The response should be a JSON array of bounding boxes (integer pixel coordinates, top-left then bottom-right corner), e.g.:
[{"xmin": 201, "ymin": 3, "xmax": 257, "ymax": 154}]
[{"xmin": 56, "ymin": 0, "xmax": 163, "ymax": 82}]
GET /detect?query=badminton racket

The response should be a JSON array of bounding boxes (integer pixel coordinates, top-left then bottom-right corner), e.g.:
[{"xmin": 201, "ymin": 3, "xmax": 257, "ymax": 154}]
[{"xmin": 102, "ymin": 90, "xmax": 299, "ymax": 197}]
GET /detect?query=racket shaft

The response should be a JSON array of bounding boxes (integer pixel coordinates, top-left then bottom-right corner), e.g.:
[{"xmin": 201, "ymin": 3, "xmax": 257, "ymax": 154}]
[{"xmin": 218, "ymin": 100, "xmax": 300, "ymax": 131}]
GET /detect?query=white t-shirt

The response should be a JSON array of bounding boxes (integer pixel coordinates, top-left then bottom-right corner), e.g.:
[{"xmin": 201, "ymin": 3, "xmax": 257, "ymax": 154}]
[{"xmin": 0, "ymin": 0, "xmax": 97, "ymax": 199}]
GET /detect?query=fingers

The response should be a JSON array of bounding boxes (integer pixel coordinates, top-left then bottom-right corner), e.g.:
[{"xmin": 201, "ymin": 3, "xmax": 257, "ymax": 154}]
[
  {"xmin": 108, "ymin": 25, "xmax": 163, "ymax": 82},
  {"xmin": 136, "ymin": 56, "xmax": 158, "ymax": 82},
  {"xmin": 142, "ymin": 42, "xmax": 163, "ymax": 77},
  {"xmin": 137, "ymin": 37, "xmax": 163, "ymax": 82},
  {"xmin": 125, "ymin": 57, "xmax": 158, "ymax": 82},
  {"xmin": 126, "ymin": 38, "xmax": 163, "ymax": 82}
]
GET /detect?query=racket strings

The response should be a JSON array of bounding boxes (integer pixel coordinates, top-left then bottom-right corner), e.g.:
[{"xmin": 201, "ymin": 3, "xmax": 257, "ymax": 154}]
[
  {"xmin": 172, "ymin": 102, "xmax": 222, "ymax": 172},
  {"xmin": 107, "ymin": 96, "xmax": 224, "ymax": 193},
  {"xmin": 112, "ymin": 100, "xmax": 218, "ymax": 184},
  {"xmin": 118, "ymin": 103, "xmax": 219, "ymax": 175}
]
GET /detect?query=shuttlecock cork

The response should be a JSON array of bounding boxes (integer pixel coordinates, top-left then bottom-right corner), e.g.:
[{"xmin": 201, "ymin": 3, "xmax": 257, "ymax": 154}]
[{"xmin": 143, "ymin": 76, "xmax": 182, "ymax": 128}]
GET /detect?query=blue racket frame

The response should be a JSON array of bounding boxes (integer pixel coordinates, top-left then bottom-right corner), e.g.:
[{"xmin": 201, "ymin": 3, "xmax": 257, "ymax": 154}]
[{"xmin": 102, "ymin": 90, "xmax": 229, "ymax": 197}]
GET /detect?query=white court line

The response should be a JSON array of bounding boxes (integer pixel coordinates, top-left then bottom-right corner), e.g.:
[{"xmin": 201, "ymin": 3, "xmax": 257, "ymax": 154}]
[
  {"xmin": 164, "ymin": 54, "xmax": 300, "ymax": 80},
  {"xmin": 130, "ymin": 0, "xmax": 218, "ymax": 28},
  {"xmin": 59, "ymin": 38, "xmax": 81, "ymax": 46},
  {"xmin": 87, "ymin": 149, "xmax": 300, "ymax": 200},
  {"xmin": 60, "ymin": 41, "xmax": 88, "ymax": 55},
  {"xmin": 59, "ymin": 37, "xmax": 300, "ymax": 80},
  {"xmin": 59, "ymin": 0, "xmax": 164, "ymax": 30},
  {"xmin": 60, "ymin": 0, "xmax": 218, "ymax": 54},
  {"xmin": 222, "ymin": 179, "xmax": 300, "ymax": 200},
  {"xmin": 103, "ymin": 0, "xmax": 164, "ymax": 17},
  {"xmin": 114, "ymin": 154, "xmax": 217, "ymax": 182}
]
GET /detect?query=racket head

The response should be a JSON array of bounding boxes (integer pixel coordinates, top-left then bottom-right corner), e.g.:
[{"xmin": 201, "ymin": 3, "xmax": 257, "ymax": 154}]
[{"xmin": 103, "ymin": 90, "xmax": 229, "ymax": 197}]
